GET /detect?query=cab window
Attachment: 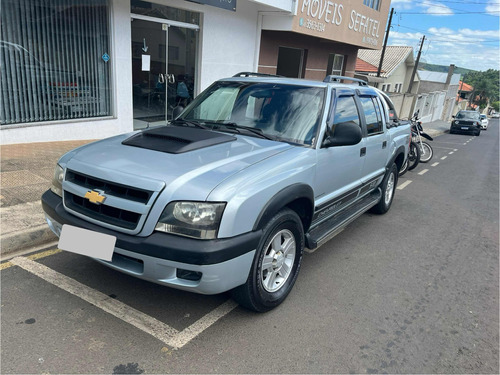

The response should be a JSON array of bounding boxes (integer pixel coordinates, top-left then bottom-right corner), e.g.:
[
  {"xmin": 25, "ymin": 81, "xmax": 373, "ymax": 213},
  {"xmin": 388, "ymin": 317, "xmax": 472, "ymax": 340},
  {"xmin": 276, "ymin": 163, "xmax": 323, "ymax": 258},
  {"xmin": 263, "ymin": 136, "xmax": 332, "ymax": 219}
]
[{"xmin": 360, "ymin": 96, "xmax": 383, "ymax": 135}]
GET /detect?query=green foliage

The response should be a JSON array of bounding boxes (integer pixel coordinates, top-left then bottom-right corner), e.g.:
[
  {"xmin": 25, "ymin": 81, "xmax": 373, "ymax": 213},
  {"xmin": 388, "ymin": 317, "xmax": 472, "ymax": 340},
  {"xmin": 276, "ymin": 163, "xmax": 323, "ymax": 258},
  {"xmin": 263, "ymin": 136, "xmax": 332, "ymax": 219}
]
[
  {"xmin": 463, "ymin": 69, "xmax": 500, "ymax": 108},
  {"xmin": 492, "ymin": 101, "xmax": 500, "ymax": 112},
  {"xmin": 418, "ymin": 62, "xmax": 475, "ymax": 76}
]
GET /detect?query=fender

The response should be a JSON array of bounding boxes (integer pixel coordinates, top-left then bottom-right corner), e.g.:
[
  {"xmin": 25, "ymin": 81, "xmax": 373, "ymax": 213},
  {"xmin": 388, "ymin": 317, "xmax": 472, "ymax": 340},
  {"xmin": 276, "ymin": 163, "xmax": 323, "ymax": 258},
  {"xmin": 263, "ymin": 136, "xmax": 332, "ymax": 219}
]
[
  {"xmin": 253, "ymin": 184, "xmax": 314, "ymax": 232},
  {"xmin": 420, "ymin": 132, "xmax": 433, "ymax": 141},
  {"xmin": 387, "ymin": 145, "xmax": 406, "ymax": 171}
]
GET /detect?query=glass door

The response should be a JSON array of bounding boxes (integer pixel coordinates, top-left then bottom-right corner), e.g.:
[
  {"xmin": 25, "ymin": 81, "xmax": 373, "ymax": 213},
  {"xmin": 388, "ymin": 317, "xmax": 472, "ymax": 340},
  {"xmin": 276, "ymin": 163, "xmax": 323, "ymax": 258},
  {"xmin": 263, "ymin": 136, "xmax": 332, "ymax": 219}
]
[{"xmin": 131, "ymin": 17, "xmax": 198, "ymax": 130}]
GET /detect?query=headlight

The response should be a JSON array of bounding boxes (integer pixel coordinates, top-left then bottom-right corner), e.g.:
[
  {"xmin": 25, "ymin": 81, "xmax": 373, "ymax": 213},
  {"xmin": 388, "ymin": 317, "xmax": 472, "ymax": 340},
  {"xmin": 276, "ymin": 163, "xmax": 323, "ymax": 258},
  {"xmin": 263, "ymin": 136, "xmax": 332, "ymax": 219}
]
[
  {"xmin": 155, "ymin": 201, "xmax": 226, "ymax": 239},
  {"xmin": 50, "ymin": 164, "xmax": 64, "ymax": 197},
  {"xmin": 454, "ymin": 121, "xmax": 459, "ymax": 124}
]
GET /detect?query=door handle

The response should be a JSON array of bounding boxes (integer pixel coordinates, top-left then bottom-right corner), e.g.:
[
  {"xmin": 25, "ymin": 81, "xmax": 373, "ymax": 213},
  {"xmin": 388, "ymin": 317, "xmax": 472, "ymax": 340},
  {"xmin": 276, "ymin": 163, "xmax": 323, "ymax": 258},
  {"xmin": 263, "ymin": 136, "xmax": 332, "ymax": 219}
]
[
  {"xmin": 167, "ymin": 73, "xmax": 175, "ymax": 84},
  {"xmin": 382, "ymin": 141, "xmax": 387, "ymax": 148},
  {"xmin": 360, "ymin": 147, "xmax": 366, "ymax": 157},
  {"xmin": 158, "ymin": 73, "xmax": 165, "ymax": 84}
]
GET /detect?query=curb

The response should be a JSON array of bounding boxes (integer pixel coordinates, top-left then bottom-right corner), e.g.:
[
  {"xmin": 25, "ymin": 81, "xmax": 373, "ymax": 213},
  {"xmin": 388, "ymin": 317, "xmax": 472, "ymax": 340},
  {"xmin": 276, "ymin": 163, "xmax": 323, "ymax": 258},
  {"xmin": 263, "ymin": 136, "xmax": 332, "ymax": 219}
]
[{"xmin": 1, "ymin": 225, "xmax": 57, "ymax": 258}]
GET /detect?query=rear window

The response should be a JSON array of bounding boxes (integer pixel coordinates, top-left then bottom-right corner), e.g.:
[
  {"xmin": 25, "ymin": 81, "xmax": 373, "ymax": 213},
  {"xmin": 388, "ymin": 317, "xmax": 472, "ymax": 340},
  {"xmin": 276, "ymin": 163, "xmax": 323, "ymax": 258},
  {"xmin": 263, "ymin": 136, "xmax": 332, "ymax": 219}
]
[{"xmin": 457, "ymin": 111, "xmax": 479, "ymax": 120}]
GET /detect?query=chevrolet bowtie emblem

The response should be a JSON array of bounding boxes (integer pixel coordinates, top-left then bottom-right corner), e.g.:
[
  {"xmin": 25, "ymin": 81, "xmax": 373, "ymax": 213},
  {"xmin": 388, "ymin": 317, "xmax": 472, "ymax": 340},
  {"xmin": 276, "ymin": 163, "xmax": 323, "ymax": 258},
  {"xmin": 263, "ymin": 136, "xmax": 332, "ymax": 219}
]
[{"xmin": 84, "ymin": 190, "xmax": 106, "ymax": 205}]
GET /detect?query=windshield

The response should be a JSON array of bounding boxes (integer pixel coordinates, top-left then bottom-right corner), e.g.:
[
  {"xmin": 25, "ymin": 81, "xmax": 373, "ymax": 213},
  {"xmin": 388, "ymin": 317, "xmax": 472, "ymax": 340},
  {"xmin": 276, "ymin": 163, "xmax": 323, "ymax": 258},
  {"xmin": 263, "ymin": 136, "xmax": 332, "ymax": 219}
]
[
  {"xmin": 456, "ymin": 111, "xmax": 480, "ymax": 120},
  {"xmin": 180, "ymin": 82, "xmax": 326, "ymax": 145}
]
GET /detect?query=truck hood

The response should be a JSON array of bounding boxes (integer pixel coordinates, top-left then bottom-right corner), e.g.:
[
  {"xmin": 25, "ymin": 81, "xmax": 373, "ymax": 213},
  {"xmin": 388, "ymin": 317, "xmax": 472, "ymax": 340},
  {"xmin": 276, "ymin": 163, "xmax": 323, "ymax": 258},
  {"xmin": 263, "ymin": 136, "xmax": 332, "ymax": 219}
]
[{"xmin": 65, "ymin": 128, "xmax": 293, "ymax": 200}]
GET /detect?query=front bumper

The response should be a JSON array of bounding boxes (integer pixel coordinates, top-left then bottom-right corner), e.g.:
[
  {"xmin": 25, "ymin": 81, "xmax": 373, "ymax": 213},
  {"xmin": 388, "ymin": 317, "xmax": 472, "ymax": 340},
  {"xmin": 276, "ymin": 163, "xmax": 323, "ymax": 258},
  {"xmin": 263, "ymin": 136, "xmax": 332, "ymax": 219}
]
[
  {"xmin": 450, "ymin": 123, "xmax": 480, "ymax": 134},
  {"xmin": 42, "ymin": 190, "xmax": 260, "ymax": 294}
]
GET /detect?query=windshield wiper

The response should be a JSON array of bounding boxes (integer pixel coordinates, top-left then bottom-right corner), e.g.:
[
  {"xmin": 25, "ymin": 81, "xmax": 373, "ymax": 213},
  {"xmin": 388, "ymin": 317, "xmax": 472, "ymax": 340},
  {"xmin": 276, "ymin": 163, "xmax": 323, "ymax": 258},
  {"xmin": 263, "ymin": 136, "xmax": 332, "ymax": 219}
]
[
  {"xmin": 170, "ymin": 118, "xmax": 209, "ymax": 130},
  {"xmin": 205, "ymin": 121, "xmax": 275, "ymax": 140}
]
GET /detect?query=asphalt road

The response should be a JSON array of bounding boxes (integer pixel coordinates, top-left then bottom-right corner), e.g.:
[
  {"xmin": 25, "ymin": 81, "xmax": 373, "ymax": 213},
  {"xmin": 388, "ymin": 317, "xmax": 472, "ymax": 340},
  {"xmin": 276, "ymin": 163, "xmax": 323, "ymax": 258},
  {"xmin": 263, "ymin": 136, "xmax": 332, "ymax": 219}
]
[{"xmin": 1, "ymin": 120, "xmax": 498, "ymax": 374}]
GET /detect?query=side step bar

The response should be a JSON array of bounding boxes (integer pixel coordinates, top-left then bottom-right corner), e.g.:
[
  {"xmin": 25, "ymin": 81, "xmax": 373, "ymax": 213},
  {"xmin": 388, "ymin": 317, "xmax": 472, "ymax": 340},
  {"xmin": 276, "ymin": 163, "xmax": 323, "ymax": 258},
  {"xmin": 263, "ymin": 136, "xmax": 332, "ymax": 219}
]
[{"xmin": 305, "ymin": 189, "xmax": 382, "ymax": 250}]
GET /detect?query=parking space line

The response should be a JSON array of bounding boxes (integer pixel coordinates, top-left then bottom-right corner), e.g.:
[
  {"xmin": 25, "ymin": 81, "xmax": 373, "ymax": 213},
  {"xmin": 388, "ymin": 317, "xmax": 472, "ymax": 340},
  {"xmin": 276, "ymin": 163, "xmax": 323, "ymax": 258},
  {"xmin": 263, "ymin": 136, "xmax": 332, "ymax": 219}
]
[
  {"xmin": 449, "ymin": 151, "xmax": 454, "ymax": 155},
  {"xmin": 9, "ymin": 255, "xmax": 239, "ymax": 349},
  {"xmin": 397, "ymin": 180, "xmax": 412, "ymax": 190},
  {"xmin": 10, "ymin": 256, "xmax": 180, "ymax": 344},
  {"xmin": 431, "ymin": 162, "xmax": 439, "ymax": 167},
  {"xmin": 441, "ymin": 156, "xmax": 447, "ymax": 160},
  {"xmin": 169, "ymin": 300, "xmax": 238, "ymax": 349},
  {"xmin": 418, "ymin": 169, "xmax": 429, "ymax": 175}
]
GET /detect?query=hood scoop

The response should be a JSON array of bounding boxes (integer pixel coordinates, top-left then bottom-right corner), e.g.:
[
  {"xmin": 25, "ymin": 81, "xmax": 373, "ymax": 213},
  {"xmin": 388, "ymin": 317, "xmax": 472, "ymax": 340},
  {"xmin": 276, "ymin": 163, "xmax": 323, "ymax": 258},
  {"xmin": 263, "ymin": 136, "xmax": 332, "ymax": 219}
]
[{"xmin": 122, "ymin": 126, "xmax": 236, "ymax": 154}]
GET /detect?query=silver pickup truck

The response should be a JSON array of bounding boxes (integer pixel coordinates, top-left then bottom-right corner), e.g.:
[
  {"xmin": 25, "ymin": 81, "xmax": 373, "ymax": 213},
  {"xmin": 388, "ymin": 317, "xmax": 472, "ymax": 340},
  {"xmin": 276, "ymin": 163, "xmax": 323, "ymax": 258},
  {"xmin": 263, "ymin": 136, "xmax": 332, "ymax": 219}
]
[{"xmin": 42, "ymin": 74, "xmax": 411, "ymax": 312}]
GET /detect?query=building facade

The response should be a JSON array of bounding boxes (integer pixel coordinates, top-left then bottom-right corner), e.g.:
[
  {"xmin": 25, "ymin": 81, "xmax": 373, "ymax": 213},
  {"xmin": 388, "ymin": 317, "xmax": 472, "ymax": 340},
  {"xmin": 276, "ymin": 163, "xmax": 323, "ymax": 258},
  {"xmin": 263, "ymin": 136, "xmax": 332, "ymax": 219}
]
[{"xmin": 1, "ymin": 0, "xmax": 391, "ymax": 144}]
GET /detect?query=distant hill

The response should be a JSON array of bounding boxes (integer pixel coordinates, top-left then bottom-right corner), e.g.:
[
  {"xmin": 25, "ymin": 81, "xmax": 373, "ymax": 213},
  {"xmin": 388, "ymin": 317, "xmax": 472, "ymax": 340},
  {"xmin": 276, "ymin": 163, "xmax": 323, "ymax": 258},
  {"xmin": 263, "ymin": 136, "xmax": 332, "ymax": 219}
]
[{"xmin": 418, "ymin": 62, "xmax": 476, "ymax": 76}]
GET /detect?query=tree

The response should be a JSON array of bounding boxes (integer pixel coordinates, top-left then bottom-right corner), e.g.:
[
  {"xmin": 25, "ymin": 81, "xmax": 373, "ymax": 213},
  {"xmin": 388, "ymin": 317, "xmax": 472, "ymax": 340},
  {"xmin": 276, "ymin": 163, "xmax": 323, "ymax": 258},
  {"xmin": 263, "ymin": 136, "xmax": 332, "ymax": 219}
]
[{"xmin": 463, "ymin": 69, "xmax": 500, "ymax": 109}]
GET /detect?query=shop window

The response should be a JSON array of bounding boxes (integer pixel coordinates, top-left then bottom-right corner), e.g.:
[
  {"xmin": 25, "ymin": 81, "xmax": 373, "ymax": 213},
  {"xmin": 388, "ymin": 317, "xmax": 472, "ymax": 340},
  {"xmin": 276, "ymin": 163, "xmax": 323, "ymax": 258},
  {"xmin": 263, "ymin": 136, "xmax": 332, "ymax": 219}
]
[
  {"xmin": 1, "ymin": 0, "xmax": 112, "ymax": 125},
  {"xmin": 363, "ymin": 0, "xmax": 381, "ymax": 11},
  {"xmin": 276, "ymin": 47, "xmax": 305, "ymax": 78},
  {"xmin": 327, "ymin": 54, "xmax": 344, "ymax": 76}
]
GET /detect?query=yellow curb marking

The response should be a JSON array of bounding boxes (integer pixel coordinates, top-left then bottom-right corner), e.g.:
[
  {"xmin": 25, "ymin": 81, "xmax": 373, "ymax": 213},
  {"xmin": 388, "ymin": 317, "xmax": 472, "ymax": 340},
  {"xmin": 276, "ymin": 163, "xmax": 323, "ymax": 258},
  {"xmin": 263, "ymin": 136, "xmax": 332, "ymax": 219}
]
[{"xmin": 0, "ymin": 248, "xmax": 62, "ymax": 271}]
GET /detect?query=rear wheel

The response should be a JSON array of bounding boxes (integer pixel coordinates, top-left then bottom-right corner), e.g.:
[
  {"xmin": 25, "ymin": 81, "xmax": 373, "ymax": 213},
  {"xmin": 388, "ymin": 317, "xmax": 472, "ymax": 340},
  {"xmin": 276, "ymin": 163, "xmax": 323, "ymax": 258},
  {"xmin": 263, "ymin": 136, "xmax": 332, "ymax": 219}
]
[
  {"xmin": 475, "ymin": 129, "xmax": 481, "ymax": 136},
  {"xmin": 408, "ymin": 141, "xmax": 420, "ymax": 170},
  {"xmin": 371, "ymin": 163, "xmax": 398, "ymax": 214},
  {"xmin": 231, "ymin": 208, "xmax": 304, "ymax": 312}
]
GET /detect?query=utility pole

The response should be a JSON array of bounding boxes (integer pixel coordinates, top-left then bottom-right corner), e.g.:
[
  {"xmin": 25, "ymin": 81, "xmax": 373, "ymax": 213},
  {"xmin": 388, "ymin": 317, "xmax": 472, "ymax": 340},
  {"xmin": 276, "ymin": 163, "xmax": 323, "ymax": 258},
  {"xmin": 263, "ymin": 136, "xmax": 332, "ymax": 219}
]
[
  {"xmin": 407, "ymin": 35, "xmax": 425, "ymax": 94},
  {"xmin": 377, "ymin": 7, "xmax": 394, "ymax": 78}
]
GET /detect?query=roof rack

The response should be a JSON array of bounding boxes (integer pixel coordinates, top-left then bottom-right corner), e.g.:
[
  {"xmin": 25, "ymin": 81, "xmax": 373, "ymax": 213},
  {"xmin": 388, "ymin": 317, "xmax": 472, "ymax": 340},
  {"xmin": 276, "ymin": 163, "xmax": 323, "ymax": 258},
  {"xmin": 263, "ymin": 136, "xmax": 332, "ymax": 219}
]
[
  {"xmin": 323, "ymin": 75, "xmax": 368, "ymax": 86},
  {"xmin": 233, "ymin": 72, "xmax": 282, "ymax": 78}
]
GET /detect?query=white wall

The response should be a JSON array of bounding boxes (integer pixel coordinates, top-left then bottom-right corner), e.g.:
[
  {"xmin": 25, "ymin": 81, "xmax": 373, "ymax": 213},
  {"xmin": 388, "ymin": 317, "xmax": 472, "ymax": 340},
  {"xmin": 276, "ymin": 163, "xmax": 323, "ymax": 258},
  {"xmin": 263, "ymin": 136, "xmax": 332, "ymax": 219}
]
[{"xmin": 1, "ymin": 0, "xmax": 266, "ymax": 145}]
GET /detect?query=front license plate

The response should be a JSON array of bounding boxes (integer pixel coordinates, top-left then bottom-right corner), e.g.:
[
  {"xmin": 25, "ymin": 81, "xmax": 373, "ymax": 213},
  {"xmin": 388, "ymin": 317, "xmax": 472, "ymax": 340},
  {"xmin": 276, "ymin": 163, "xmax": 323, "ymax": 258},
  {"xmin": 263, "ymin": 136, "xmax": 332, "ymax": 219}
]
[
  {"xmin": 58, "ymin": 225, "xmax": 116, "ymax": 261},
  {"xmin": 461, "ymin": 127, "xmax": 469, "ymax": 130}
]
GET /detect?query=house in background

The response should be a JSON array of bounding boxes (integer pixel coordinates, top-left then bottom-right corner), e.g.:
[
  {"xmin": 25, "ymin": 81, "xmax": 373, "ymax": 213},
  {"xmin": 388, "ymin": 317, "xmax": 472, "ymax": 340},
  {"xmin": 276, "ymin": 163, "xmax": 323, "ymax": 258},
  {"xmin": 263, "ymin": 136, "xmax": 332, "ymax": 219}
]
[
  {"xmin": 456, "ymin": 81, "xmax": 474, "ymax": 111},
  {"xmin": 416, "ymin": 65, "xmax": 460, "ymax": 123},
  {"xmin": 355, "ymin": 46, "xmax": 420, "ymax": 119}
]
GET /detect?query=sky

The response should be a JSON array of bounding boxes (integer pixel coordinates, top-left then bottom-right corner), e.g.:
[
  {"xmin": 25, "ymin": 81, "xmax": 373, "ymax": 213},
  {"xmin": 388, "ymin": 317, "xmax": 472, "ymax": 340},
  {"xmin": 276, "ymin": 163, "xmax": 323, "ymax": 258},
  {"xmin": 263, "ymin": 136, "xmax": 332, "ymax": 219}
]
[{"xmin": 386, "ymin": 0, "xmax": 500, "ymax": 71}]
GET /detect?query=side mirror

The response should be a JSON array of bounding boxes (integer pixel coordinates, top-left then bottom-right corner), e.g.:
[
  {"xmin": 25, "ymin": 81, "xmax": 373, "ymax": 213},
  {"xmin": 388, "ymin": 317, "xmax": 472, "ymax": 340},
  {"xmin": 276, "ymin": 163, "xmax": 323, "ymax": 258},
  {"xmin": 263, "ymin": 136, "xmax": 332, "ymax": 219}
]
[
  {"xmin": 322, "ymin": 121, "xmax": 362, "ymax": 148},
  {"xmin": 172, "ymin": 105, "xmax": 184, "ymax": 120},
  {"xmin": 452, "ymin": 115, "xmax": 455, "ymax": 118}
]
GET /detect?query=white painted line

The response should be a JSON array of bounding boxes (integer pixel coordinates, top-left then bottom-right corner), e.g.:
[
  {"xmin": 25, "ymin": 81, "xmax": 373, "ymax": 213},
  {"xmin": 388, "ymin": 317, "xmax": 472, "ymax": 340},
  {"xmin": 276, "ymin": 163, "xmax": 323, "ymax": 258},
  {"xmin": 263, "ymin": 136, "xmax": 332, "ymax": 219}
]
[
  {"xmin": 169, "ymin": 300, "xmax": 238, "ymax": 349},
  {"xmin": 9, "ymin": 256, "xmax": 238, "ymax": 350},
  {"xmin": 463, "ymin": 143, "xmax": 467, "ymax": 145},
  {"xmin": 418, "ymin": 169, "xmax": 429, "ymax": 175},
  {"xmin": 10, "ymin": 256, "xmax": 180, "ymax": 343},
  {"xmin": 454, "ymin": 149, "xmax": 458, "ymax": 151},
  {"xmin": 431, "ymin": 162, "xmax": 439, "ymax": 167},
  {"xmin": 449, "ymin": 151, "xmax": 454, "ymax": 155},
  {"xmin": 397, "ymin": 180, "xmax": 412, "ymax": 190},
  {"xmin": 441, "ymin": 156, "xmax": 447, "ymax": 160}
]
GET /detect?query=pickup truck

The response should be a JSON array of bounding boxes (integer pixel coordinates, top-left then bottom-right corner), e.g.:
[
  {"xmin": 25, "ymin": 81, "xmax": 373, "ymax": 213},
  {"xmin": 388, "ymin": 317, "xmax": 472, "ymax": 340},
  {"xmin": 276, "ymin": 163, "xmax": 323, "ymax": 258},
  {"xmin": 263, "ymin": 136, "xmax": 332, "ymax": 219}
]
[{"xmin": 42, "ymin": 74, "xmax": 411, "ymax": 312}]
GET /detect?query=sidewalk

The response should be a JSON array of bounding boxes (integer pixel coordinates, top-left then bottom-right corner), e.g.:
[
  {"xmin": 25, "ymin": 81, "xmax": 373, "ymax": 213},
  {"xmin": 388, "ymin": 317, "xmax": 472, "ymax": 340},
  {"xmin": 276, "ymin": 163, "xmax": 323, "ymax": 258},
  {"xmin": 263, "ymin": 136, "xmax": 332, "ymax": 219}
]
[
  {"xmin": 1, "ymin": 140, "xmax": 95, "ymax": 257},
  {"xmin": 0, "ymin": 121, "xmax": 451, "ymax": 258}
]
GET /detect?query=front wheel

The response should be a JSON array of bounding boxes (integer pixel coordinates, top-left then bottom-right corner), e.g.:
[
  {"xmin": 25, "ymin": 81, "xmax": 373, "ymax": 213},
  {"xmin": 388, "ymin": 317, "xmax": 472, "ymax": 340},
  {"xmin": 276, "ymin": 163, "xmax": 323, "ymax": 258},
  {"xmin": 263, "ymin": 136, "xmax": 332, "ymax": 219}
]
[
  {"xmin": 371, "ymin": 163, "xmax": 398, "ymax": 214},
  {"xmin": 419, "ymin": 142, "xmax": 433, "ymax": 163},
  {"xmin": 231, "ymin": 208, "xmax": 304, "ymax": 312}
]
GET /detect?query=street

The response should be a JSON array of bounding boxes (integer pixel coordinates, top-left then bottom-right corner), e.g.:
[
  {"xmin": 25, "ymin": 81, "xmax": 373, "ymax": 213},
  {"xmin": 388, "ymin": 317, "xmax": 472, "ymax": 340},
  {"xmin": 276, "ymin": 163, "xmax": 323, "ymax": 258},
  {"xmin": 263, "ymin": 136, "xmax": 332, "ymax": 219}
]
[{"xmin": 1, "ymin": 120, "xmax": 498, "ymax": 374}]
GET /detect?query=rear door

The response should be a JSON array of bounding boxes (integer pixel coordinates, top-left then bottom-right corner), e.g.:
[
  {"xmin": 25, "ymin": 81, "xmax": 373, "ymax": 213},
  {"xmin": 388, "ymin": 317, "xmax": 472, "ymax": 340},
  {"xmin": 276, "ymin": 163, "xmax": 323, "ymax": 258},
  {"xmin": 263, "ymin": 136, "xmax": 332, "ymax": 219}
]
[{"xmin": 357, "ymin": 94, "xmax": 388, "ymax": 187}]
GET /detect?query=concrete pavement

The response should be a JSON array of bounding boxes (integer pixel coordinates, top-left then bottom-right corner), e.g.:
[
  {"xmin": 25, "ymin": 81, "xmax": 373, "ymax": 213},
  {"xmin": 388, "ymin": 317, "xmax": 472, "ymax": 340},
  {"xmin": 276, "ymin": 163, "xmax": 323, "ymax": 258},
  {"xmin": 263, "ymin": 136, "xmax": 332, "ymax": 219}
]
[{"xmin": 0, "ymin": 120, "xmax": 452, "ymax": 258}]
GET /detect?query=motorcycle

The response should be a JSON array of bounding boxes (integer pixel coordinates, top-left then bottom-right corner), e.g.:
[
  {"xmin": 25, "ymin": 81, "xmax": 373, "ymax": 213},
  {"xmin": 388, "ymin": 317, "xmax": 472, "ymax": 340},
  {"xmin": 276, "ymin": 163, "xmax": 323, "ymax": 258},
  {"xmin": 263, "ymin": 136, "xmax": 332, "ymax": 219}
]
[
  {"xmin": 399, "ymin": 138, "xmax": 420, "ymax": 177},
  {"xmin": 411, "ymin": 110, "xmax": 434, "ymax": 163}
]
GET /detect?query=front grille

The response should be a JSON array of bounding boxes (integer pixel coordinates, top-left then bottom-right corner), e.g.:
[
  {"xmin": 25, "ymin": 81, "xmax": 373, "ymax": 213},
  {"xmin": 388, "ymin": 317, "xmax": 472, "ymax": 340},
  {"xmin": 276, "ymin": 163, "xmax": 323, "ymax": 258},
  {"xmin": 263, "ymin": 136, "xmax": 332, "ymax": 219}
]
[
  {"xmin": 65, "ymin": 191, "xmax": 140, "ymax": 230},
  {"xmin": 66, "ymin": 170, "xmax": 152, "ymax": 204}
]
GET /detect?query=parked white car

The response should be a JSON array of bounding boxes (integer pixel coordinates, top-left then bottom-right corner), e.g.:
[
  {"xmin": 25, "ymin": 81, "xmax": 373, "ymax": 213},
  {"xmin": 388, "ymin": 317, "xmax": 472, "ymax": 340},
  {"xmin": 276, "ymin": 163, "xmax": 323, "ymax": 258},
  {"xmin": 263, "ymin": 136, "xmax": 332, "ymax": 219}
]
[
  {"xmin": 479, "ymin": 114, "xmax": 489, "ymax": 129},
  {"xmin": 491, "ymin": 112, "xmax": 500, "ymax": 118}
]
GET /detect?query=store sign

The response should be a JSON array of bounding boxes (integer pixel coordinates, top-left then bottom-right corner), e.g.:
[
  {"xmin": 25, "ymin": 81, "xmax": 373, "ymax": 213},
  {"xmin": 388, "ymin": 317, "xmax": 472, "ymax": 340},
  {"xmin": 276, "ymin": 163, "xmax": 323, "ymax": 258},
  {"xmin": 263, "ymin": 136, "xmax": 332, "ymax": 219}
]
[
  {"xmin": 292, "ymin": 0, "xmax": 389, "ymax": 49},
  {"xmin": 189, "ymin": 0, "xmax": 236, "ymax": 12}
]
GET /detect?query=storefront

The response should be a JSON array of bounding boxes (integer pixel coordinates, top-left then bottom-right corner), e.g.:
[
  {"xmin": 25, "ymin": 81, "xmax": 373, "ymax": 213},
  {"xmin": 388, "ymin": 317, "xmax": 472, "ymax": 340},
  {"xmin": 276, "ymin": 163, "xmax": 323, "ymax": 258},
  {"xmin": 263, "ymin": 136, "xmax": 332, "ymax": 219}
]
[
  {"xmin": 1, "ymin": 0, "xmax": 293, "ymax": 144},
  {"xmin": 258, "ymin": 0, "xmax": 391, "ymax": 80}
]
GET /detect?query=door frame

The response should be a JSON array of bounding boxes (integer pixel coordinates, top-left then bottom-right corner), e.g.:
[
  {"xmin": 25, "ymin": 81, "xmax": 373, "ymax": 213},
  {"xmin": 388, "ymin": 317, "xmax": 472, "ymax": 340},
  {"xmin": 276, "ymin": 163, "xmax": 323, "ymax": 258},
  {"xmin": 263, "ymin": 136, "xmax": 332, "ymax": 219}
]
[{"xmin": 130, "ymin": 13, "xmax": 200, "ymax": 124}]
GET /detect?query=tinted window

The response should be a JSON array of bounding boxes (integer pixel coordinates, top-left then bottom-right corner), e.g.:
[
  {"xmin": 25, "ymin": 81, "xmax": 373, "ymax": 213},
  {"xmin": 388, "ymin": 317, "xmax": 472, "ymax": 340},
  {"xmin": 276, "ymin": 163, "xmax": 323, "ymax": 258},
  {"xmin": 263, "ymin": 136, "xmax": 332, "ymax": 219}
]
[
  {"xmin": 360, "ymin": 96, "xmax": 383, "ymax": 134},
  {"xmin": 333, "ymin": 96, "xmax": 360, "ymax": 129},
  {"xmin": 456, "ymin": 111, "xmax": 479, "ymax": 120}
]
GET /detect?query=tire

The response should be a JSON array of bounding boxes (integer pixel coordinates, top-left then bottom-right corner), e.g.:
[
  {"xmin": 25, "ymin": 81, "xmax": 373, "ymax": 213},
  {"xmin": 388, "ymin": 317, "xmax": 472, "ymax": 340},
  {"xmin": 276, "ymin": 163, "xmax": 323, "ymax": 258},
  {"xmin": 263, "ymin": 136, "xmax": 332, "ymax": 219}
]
[
  {"xmin": 399, "ymin": 159, "xmax": 408, "ymax": 177},
  {"xmin": 475, "ymin": 129, "xmax": 481, "ymax": 136},
  {"xmin": 371, "ymin": 163, "xmax": 398, "ymax": 214},
  {"xmin": 419, "ymin": 142, "xmax": 433, "ymax": 163},
  {"xmin": 231, "ymin": 208, "xmax": 304, "ymax": 312},
  {"xmin": 408, "ymin": 141, "xmax": 420, "ymax": 171}
]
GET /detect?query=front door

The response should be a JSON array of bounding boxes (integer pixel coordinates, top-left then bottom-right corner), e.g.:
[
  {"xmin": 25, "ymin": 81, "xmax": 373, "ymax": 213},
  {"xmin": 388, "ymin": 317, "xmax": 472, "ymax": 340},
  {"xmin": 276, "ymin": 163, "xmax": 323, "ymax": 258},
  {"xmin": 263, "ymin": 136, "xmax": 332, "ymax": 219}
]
[{"xmin": 131, "ymin": 18, "xmax": 198, "ymax": 129}]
